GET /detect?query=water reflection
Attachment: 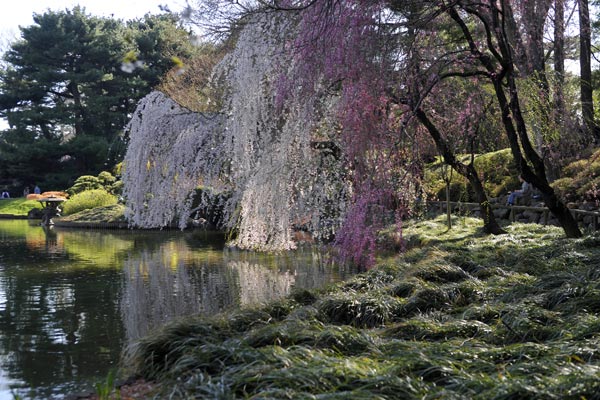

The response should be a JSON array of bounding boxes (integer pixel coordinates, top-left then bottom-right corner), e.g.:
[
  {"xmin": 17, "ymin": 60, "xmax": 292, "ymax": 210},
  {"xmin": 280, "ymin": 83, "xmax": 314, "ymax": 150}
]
[
  {"xmin": 0, "ymin": 220, "xmax": 355, "ymax": 399},
  {"xmin": 123, "ymin": 248, "xmax": 205, "ymax": 341},
  {"xmin": 122, "ymin": 246, "xmax": 339, "ymax": 341}
]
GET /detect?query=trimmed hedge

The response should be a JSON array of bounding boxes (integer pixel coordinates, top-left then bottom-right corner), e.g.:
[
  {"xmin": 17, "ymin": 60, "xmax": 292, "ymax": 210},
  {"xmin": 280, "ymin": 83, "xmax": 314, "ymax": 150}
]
[{"xmin": 62, "ymin": 189, "xmax": 118, "ymax": 216}]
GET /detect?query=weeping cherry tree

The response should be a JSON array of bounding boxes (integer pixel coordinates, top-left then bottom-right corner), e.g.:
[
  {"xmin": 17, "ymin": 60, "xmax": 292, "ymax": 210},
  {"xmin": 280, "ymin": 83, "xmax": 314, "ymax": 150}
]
[{"xmin": 123, "ymin": 13, "xmax": 350, "ymax": 252}]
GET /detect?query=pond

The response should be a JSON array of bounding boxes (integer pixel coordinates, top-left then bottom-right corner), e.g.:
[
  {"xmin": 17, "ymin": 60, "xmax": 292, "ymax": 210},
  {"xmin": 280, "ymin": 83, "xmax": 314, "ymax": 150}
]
[{"xmin": 0, "ymin": 220, "xmax": 357, "ymax": 399}]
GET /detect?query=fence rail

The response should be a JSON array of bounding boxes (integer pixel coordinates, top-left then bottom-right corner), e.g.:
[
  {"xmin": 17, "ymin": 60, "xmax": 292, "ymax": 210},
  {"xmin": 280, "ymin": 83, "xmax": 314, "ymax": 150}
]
[{"xmin": 428, "ymin": 201, "xmax": 600, "ymax": 231}]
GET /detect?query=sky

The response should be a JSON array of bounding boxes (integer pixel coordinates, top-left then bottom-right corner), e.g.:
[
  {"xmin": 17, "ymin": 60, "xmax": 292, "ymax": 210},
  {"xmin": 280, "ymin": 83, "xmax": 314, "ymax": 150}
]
[{"xmin": 0, "ymin": 0, "xmax": 190, "ymax": 45}]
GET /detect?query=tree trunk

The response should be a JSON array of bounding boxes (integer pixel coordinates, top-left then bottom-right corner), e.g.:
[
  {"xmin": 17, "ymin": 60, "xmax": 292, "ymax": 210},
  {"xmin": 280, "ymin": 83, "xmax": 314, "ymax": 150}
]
[
  {"xmin": 512, "ymin": 0, "xmax": 552, "ymax": 158},
  {"xmin": 547, "ymin": 0, "xmax": 566, "ymax": 181},
  {"xmin": 578, "ymin": 0, "xmax": 599, "ymax": 143},
  {"xmin": 554, "ymin": 0, "xmax": 565, "ymax": 121},
  {"xmin": 540, "ymin": 185, "xmax": 582, "ymax": 237},
  {"xmin": 446, "ymin": 181, "xmax": 452, "ymax": 229},
  {"xmin": 68, "ymin": 80, "xmax": 85, "ymax": 137},
  {"xmin": 492, "ymin": 71, "xmax": 583, "ymax": 238},
  {"xmin": 414, "ymin": 108, "xmax": 506, "ymax": 235}
]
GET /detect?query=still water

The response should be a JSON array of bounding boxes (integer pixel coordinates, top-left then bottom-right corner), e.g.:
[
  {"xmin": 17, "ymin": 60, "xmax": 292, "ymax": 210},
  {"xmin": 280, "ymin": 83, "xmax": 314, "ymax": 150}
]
[{"xmin": 0, "ymin": 220, "xmax": 355, "ymax": 399}]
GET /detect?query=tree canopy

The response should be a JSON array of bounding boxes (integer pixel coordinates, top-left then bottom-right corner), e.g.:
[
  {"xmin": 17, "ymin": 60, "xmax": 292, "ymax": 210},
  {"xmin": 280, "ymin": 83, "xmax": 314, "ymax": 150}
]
[{"xmin": 0, "ymin": 7, "xmax": 196, "ymax": 191}]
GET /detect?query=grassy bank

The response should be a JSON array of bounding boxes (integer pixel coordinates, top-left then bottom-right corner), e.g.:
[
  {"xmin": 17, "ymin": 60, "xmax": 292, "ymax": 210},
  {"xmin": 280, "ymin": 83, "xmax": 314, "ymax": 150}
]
[
  {"xmin": 0, "ymin": 198, "xmax": 42, "ymax": 216},
  {"xmin": 125, "ymin": 215, "xmax": 600, "ymax": 399}
]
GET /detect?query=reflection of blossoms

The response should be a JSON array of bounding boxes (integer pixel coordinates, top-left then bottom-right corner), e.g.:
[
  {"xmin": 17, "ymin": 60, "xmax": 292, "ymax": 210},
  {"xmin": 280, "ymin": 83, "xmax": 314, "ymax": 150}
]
[
  {"xmin": 121, "ymin": 249, "xmax": 205, "ymax": 342},
  {"xmin": 227, "ymin": 261, "xmax": 295, "ymax": 306},
  {"xmin": 120, "ymin": 243, "xmax": 351, "ymax": 343}
]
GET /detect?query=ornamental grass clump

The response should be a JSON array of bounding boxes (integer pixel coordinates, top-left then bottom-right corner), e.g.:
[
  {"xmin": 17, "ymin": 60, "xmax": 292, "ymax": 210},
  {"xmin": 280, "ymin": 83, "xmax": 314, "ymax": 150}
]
[
  {"xmin": 126, "ymin": 318, "xmax": 233, "ymax": 379},
  {"xmin": 317, "ymin": 291, "xmax": 404, "ymax": 328},
  {"xmin": 383, "ymin": 318, "xmax": 492, "ymax": 341},
  {"xmin": 314, "ymin": 325, "xmax": 374, "ymax": 355},
  {"xmin": 492, "ymin": 303, "xmax": 565, "ymax": 344},
  {"xmin": 400, "ymin": 286, "xmax": 452, "ymax": 316},
  {"xmin": 290, "ymin": 288, "xmax": 318, "ymax": 305},
  {"xmin": 389, "ymin": 279, "xmax": 419, "ymax": 298},
  {"xmin": 225, "ymin": 308, "xmax": 275, "ymax": 333},
  {"xmin": 412, "ymin": 262, "xmax": 471, "ymax": 283},
  {"xmin": 243, "ymin": 319, "xmax": 323, "ymax": 348},
  {"xmin": 339, "ymin": 266, "xmax": 398, "ymax": 291}
]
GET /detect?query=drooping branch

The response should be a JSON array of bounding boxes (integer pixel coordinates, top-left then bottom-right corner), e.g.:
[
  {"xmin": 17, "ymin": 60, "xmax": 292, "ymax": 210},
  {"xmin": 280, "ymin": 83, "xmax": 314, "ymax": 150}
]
[{"xmin": 124, "ymin": 13, "xmax": 352, "ymax": 251}]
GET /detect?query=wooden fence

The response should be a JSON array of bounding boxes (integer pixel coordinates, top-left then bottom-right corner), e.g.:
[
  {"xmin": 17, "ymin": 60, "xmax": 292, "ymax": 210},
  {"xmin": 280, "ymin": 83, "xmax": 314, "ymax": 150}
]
[{"xmin": 428, "ymin": 201, "xmax": 600, "ymax": 231}]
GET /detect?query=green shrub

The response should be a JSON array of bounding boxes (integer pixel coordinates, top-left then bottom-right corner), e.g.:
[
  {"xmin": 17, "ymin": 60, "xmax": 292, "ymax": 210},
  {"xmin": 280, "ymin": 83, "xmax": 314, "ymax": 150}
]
[
  {"xmin": 98, "ymin": 171, "xmax": 116, "ymax": 187},
  {"xmin": 474, "ymin": 148, "xmax": 518, "ymax": 197},
  {"xmin": 62, "ymin": 189, "xmax": 118, "ymax": 216},
  {"xmin": 109, "ymin": 180, "xmax": 123, "ymax": 196},
  {"xmin": 67, "ymin": 175, "xmax": 103, "ymax": 196},
  {"xmin": 67, "ymin": 171, "xmax": 121, "ymax": 196},
  {"xmin": 424, "ymin": 164, "xmax": 471, "ymax": 202},
  {"xmin": 552, "ymin": 149, "xmax": 600, "ymax": 203},
  {"xmin": 552, "ymin": 177, "xmax": 577, "ymax": 202},
  {"xmin": 563, "ymin": 159, "xmax": 589, "ymax": 176}
]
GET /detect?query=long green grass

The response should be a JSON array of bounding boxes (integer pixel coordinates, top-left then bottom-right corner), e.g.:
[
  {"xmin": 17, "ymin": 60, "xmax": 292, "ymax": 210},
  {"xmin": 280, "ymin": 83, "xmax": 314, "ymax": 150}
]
[{"xmin": 125, "ymin": 215, "xmax": 600, "ymax": 399}]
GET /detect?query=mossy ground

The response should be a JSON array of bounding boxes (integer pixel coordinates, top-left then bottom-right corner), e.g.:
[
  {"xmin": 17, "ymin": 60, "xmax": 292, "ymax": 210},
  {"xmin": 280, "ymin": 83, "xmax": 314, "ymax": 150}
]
[{"xmin": 125, "ymin": 215, "xmax": 600, "ymax": 399}]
